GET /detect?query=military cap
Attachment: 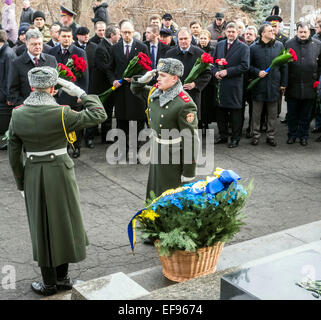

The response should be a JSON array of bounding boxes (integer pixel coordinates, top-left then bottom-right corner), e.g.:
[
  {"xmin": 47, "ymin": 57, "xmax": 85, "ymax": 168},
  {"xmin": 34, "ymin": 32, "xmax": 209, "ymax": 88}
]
[
  {"xmin": 76, "ymin": 26, "xmax": 90, "ymax": 35},
  {"xmin": 160, "ymin": 28, "xmax": 172, "ymax": 36},
  {"xmin": 215, "ymin": 12, "xmax": 224, "ymax": 19},
  {"xmin": 266, "ymin": 15, "xmax": 282, "ymax": 23},
  {"xmin": 60, "ymin": 5, "xmax": 77, "ymax": 17},
  {"xmin": 162, "ymin": 13, "xmax": 173, "ymax": 20},
  {"xmin": 28, "ymin": 67, "xmax": 58, "ymax": 89},
  {"xmin": 157, "ymin": 58, "xmax": 184, "ymax": 77}
]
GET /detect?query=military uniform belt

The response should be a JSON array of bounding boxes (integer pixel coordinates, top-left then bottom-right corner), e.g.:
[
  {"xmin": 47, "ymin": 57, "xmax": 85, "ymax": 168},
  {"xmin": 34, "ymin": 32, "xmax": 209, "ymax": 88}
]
[
  {"xmin": 26, "ymin": 148, "xmax": 67, "ymax": 158},
  {"xmin": 154, "ymin": 136, "xmax": 182, "ymax": 145}
]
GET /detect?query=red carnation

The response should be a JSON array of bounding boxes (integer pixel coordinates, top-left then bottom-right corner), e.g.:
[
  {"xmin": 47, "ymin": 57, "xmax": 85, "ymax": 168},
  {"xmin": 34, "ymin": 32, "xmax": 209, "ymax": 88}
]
[
  {"xmin": 313, "ymin": 81, "xmax": 319, "ymax": 89},
  {"xmin": 288, "ymin": 48, "xmax": 297, "ymax": 62},
  {"xmin": 202, "ymin": 53, "xmax": 214, "ymax": 64}
]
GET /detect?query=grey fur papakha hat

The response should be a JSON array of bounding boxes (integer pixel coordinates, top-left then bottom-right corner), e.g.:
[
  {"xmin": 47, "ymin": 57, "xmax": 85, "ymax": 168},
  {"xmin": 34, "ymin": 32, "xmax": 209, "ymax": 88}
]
[
  {"xmin": 157, "ymin": 58, "xmax": 184, "ymax": 77},
  {"xmin": 28, "ymin": 67, "xmax": 58, "ymax": 88}
]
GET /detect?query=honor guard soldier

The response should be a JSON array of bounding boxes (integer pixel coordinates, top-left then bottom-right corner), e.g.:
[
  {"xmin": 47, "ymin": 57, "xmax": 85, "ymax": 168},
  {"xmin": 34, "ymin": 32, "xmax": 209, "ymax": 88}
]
[
  {"xmin": 8, "ymin": 67, "xmax": 107, "ymax": 296},
  {"xmin": 131, "ymin": 58, "xmax": 200, "ymax": 200},
  {"xmin": 60, "ymin": 5, "xmax": 80, "ymax": 41}
]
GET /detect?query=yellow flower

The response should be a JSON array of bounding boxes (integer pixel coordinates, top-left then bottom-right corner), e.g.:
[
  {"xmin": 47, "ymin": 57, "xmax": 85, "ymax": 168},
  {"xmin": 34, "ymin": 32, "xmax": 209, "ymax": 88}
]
[
  {"xmin": 214, "ymin": 167, "xmax": 224, "ymax": 178},
  {"xmin": 140, "ymin": 209, "xmax": 159, "ymax": 221}
]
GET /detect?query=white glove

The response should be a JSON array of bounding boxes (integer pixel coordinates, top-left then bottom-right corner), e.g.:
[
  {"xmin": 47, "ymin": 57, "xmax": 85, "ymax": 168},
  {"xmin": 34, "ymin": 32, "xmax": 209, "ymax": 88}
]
[
  {"xmin": 181, "ymin": 176, "xmax": 195, "ymax": 183},
  {"xmin": 57, "ymin": 78, "xmax": 86, "ymax": 98},
  {"xmin": 138, "ymin": 69, "xmax": 157, "ymax": 83},
  {"xmin": 20, "ymin": 191, "xmax": 25, "ymax": 198}
]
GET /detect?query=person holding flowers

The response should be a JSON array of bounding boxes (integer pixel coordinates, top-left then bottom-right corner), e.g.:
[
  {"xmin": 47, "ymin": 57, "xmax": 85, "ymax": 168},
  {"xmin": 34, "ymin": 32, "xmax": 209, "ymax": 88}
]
[
  {"xmin": 165, "ymin": 27, "xmax": 212, "ymax": 124},
  {"xmin": 213, "ymin": 22, "xmax": 250, "ymax": 148},
  {"xmin": 249, "ymin": 23, "xmax": 287, "ymax": 147},
  {"xmin": 106, "ymin": 21, "xmax": 150, "ymax": 159},
  {"xmin": 285, "ymin": 22, "xmax": 321, "ymax": 146}
]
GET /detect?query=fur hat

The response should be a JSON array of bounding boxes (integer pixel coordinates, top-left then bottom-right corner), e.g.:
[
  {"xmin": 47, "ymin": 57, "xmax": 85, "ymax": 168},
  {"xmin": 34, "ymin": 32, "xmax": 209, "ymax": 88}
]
[
  {"xmin": 157, "ymin": 58, "xmax": 184, "ymax": 77},
  {"xmin": 28, "ymin": 67, "xmax": 58, "ymax": 89}
]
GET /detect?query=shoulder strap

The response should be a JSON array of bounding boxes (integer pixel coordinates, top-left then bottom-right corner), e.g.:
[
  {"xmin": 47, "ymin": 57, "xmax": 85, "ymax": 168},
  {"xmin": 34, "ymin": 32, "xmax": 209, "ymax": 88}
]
[{"xmin": 178, "ymin": 91, "xmax": 191, "ymax": 103}]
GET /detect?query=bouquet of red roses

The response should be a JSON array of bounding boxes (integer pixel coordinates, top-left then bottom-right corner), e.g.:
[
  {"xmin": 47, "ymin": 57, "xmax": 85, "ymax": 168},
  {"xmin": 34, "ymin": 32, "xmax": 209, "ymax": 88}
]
[
  {"xmin": 247, "ymin": 48, "xmax": 297, "ymax": 90},
  {"xmin": 215, "ymin": 58, "xmax": 228, "ymax": 105},
  {"xmin": 184, "ymin": 53, "xmax": 214, "ymax": 84},
  {"xmin": 55, "ymin": 63, "xmax": 76, "ymax": 89},
  {"xmin": 65, "ymin": 54, "xmax": 87, "ymax": 80},
  {"xmin": 99, "ymin": 52, "xmax": 152, "ymax": 103}
]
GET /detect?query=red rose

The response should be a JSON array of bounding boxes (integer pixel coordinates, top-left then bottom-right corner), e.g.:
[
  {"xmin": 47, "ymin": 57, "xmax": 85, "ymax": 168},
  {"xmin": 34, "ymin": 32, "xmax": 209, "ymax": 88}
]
[
  {"xmin": 215, "ymin": 58, "xmax": 228, "ymax": 66},
  {"xmin": 288, "ymin": 48, "xmax": 297, "ymax": 62},
  {"xmin": 313, "ymin": 81, "xmax": 319, "ymax": 89},
  {"xmin": 202, "ymin": 53, "xmax": 214, "ymax": 64}
]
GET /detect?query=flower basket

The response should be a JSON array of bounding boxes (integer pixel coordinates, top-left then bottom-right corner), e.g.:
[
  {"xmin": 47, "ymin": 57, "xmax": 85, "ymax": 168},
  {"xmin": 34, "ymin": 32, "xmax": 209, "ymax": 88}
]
[{"xmin": 155, "ymin": 240, "xmax": 224, "ymax": 282}]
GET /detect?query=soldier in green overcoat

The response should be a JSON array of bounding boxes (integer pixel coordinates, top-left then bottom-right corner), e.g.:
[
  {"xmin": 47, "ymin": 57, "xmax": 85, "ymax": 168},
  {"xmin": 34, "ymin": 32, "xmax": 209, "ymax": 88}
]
[
  {"xmin": 131, "ymin": 58, "xmax": 200, "ymax": 200},
  {"xmin": 8, "ymin": 67, "xmax": 107, "ymax": 296}
]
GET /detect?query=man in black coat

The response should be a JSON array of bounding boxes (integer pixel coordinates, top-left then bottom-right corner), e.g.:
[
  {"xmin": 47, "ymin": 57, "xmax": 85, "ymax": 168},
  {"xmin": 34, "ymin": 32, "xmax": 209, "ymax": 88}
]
[
  {"xmin": 75, "ymin": 26, "xmax": 98, "ymax": 148},
  {"xmin": 89, "ymin": 21, "xmax": 106, "ymax": 45},
  {"xmin": 165, "ymin": 27, "xmax": 212, "ymax": 124},
  {"xmin": 8, "ymin": 29, "xmax": 57, "ymax": 107},
  {"xmin": 91, "ymin": 1, "xmax": 110, "ymax": 26},
  {"xmin": 285, "ymin": 22, "xmax": 321, "ymax": 146},
  {"xmin": 0, "ymin": 30, "xmax": 16, "ymax": 100},
  {"xmin": 92, "ymin": 25, "xmax": 120, "ymax": 144},
  {"xmin": 249, "ymin": 24, "xmax": 287, "ymax": 147},
  {"xmin": 213, "ymin": 22, "xmax": 250, "ymax": 148},
  {"xmin": 47, "ymin": 23, "xmax": 61, "ymax": 48},
  {"xmin": 48, "ymin": 27, "xmax": 89, "ymax": 157},
  {"xmin": 107, "ymin": 21, "xmax": 149, "ymax": 158}
]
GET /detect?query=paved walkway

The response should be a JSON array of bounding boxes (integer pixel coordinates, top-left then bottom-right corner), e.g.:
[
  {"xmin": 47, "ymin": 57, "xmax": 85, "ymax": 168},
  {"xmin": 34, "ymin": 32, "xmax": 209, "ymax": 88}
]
[{"xmin": 1, "ymin": 108, "xmax": 321, "ymax": 299}]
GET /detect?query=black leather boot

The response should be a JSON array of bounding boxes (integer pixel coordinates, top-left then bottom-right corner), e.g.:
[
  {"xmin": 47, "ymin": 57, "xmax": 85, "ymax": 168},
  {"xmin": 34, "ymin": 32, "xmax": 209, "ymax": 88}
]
[
  {"xmin": 56, "ymin": 275, "xmax": 73, "ymax": 290},
  {"xmin": 31, "ymin": 281, "xmax": 57, "ymax": 296}
]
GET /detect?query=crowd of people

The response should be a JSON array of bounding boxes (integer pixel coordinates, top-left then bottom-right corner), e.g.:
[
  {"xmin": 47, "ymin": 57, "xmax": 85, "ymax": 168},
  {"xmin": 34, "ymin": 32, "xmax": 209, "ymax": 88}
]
[{"xmin": 1, "ymin": 1, "xmax": 321, "ymax": 157}]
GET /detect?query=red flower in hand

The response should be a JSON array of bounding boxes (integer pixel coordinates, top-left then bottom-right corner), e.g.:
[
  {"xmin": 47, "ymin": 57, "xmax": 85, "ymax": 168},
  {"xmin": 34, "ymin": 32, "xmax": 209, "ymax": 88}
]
[
  {"xmin": 288, "ymin": 48, "xmax": 297, "ymax": 62},
  {"xmin": 202, "ymin": 53, "xmax": 213, "ymax": 64},
  {"xmin": 313, "ymin": 81, "xmax": 319, "ymax": 89},
  {"xmin": 215, "ymin": 58, "xmax": 228, "ymax": 66}
]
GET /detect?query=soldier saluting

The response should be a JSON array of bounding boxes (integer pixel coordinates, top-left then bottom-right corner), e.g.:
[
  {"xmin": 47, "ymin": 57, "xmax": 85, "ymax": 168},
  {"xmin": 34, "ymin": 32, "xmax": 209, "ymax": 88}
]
[
  {"xmin": 8, "ymin": 67, "xmax": 107, "ymax": 296},
  {"xmin": 131, "ymin": 58, "xmax": 199, "ymax": 200}
]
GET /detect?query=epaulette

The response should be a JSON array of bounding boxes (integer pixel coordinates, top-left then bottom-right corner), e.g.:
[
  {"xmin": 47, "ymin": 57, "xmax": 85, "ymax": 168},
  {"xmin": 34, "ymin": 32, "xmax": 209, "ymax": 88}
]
[
  {"xmin": 13, "ymin": 104, "xmax": 24, "ymax": 110},
  {"xmin": 178, "ymin": 91, "xmax": 191, "ymax": 103}
]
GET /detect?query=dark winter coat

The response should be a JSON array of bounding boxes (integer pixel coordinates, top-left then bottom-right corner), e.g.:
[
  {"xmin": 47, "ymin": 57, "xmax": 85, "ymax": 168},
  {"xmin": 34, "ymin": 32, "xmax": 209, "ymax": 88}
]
[
  {"xmin": 249, "ymin": 39, "xmax": 288, "ymax": 102},
  {"xmin": 8, "ymin": 51, "xmax": 57, "ymax": 106},
  {"xmin": 89, "ymin": 34, "xmax": 102, "ymax": 45},
  {"xmin": 106, "ymin": 39, "xmax": 150, "ymax": 120},
  {"xmin": 74, "ymin": 41, "xmax": 97, "ymax": 94},
  {"xmin": 92, "ymin": 2, "xmax": 110, "ymax": 25},
  {"xmin": 19, "ymin": 7, "xmax": 35, "ymax": 25},
  {"xmin": 198, "ymin": 43, "xmax": 216, "ymax": 122},
  {"xmin": 312, "ymin": 33, "xmax": 321, "ymax": 42},
  {"xmin": 165, "ymin": 45, "xmax": 212, "ymax": 117},
  {"xmin": 48, "ymin": 43, "xmax": 89, "ymax": 107},
  {"xmin": 8, "ymin": 93, "xmax": 107, "ymax": 267},
  {"xmin": 0, "ymin": 42, "xmax": 16, "ymax": 103},
  {"xmin": 285, "ymin": 36, "xmax": 321, "ymax": 100},
  {"xmin": 213, "ymin": 39, "xmax": 250, "ymax": 109},
  {"xmin": 92, "ymin": 38, "xmax": 113, "ymax": 94}
]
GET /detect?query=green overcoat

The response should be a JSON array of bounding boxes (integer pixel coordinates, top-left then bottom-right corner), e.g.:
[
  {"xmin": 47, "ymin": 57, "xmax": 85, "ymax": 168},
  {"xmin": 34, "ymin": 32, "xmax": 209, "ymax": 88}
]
[
  {"xmin": 8, "ymin": 92, "xmax": 107, "ymax": 267},
  {"xmin": 131, "ymin": 78, "xmax": 199, "ymax": 200}
]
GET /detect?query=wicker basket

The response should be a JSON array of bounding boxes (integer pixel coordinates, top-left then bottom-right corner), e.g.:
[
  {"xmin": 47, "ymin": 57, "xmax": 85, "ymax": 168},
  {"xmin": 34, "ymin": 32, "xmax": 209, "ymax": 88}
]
[{"xmin": 155, "ymin": 241, "xmax": 225, "ymax": 282}]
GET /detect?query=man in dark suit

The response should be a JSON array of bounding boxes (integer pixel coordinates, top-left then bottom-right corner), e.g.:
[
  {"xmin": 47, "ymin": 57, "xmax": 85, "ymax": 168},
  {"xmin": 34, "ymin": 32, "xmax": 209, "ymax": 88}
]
[
  {"xmin": 89, "ymin": 21, "xmax": 106, "ymax": 45},
  {"xmin": 48, "ymin": 27, "xmax": 89, "ymax": 158},
  {"xmin": 213, "ymin": 22, "xmax": 250, "ymax": 148},
  {"xmin": 144, "ymin": 24, "xmax": 169, "ymax": 83},
  {"xmin": 165, "ymin": 27, "xmax": 212, "ymax": 123},
  {"xmin": 60, "ymin": 6, "xmax": 80, "ymax": 41},
  {"xmin": 74, "ymin": 26, "xmax": 98, "ymax": 148},
  {"xmin": 107, "ymin": 21, "xmax": 149, "ymax": 159},
  {"xmin": 47, "ymin": 23, "xmax": 61, "ymax": 48},
  {"xmin": 92, "ymin": 25, "xmax": 120, "ymax": 144},
  {"xmin": 8, "ymin": 29, "xmax": 57, "ymax": 107}
]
